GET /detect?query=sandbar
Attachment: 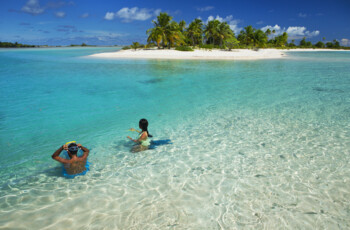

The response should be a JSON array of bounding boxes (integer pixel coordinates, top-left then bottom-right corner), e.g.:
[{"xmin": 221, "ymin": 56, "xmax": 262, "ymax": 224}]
[
  {"xmin": 88, "ymin": 48, "xmax": 285, "ymax": 60},
  {"xmin": 88, "ymin": 48, "xmax": 349, "ymax": 60}
]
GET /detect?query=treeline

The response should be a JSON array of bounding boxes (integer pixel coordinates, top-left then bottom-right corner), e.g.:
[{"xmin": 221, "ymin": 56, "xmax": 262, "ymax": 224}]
[
  {"xmin": 125, "ymin": 12, "xmax": 349, "ymax": 50},
  {"xmin": 0, "ymin": 41, "xmax": 35, "ymax": 48},
  {"xmin": 69, "ymin": 43, "xmax": 96, "ymax": 47}
]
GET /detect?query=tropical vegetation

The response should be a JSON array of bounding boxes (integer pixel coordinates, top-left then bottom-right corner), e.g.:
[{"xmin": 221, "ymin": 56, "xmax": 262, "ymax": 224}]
[
  {"xmin": 125, "ymin": 12, "xmax": 350, "ymax": 51},
  {"xmin": 0, "ymin": 41, "xmax": 35, "ymax": 48}
]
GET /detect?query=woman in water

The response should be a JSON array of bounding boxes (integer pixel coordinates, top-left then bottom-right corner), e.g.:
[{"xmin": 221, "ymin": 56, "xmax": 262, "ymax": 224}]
[{"xmin": 127, "ymin": 118, "xmax": 153, "ymax": 152}]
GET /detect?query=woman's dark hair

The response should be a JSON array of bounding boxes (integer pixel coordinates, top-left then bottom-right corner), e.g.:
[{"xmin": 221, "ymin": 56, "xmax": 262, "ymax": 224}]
[{"xmin": 139, "ymin": 118, "xmax": 152, "ymax": 137}]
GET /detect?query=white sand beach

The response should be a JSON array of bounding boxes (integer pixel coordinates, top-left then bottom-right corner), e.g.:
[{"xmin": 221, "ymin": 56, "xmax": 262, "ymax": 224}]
[
  {"xmin": 88, "ymin": 48, "xmax": 350, "ymax": 61},
  {"xmin": 89, "ymin": 48, "xmax": 286, "ymax": 60}
]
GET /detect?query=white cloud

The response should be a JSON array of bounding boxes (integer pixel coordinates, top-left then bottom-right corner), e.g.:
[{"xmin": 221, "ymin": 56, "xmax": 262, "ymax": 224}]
[
  {"xmin": 104, "ymin": 12, "xmax": 115, "ymax": 20},
  {"xmin": 261, "ymin": 24, "xmax": 281, "ymax": 34},
  {"xmin": 104, "ymin": 7, "xmax": 161, "ymax": 22},
  {"xmin": 261, "ymin": 25, "xmax": 320, "ymax": 40},
  {"xmin": 81, "ymin": 13, "xmax": 89, "ymax": 18},
  {"xmin": 154, "ymin": 9, "xmax": 162, "ymax": 16},
  {"xmin": 19, "ymin": 0, "xmax": 71, "ymax": 16},
  {"xmin": 256, "ymin": 21, "xmax": 264, "ymax": 25},
  {"xmin": 55, "ymin": 11, "xmax": 65, "ymax": 18},
  {"xmin": 286, "ymin": 26, "xmax": 307, "ymax": 36},
  {"xmin": 206, "ymin": 15, "xmax": 242, "ymax": 34},
  {"xmin": 21, "ymin": 0, "xmax": 45, "ymax": 15},
  {"xmin": 207, "ymin": 15, "xmax": 214, "ymax": 22},
  {"xmin": 196, "ymin": 6, "xmax": 214, "ymax": 12},
  {"xmin": 305, "ymin": 30, "xmax": 320, "ymax": 37},
  {"xmin": 298, "ymin": 13, "xmax": 307, "ymax": 18},
  {"xmin": 341, "ymin": 38, "xmax": 349, "ymax": 46},
  {"xmin": 115, "ymin": 7, "xmax": 161, "ymax": 22}
]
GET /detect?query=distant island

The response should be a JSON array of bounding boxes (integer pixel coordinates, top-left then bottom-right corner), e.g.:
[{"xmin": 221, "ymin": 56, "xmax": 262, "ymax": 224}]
[
  {"xmin": 0, "ymin": 41, "xmax": 36, "ymax": 48},
  {"xmin": 122, "ymin": 12, "xmax": 349, "ymax": 51},
  {"xmin": 89, "ymin": 12, "xmax": 349, "ymax": 60},
  {"xmin": 0, "ymin": 42, "xmax": 100, "ymax": 48}
]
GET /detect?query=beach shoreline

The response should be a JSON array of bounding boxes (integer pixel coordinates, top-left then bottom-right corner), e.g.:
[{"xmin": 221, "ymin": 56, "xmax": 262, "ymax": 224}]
[{"xmin": 88, "ymin": 48, "xmax": 349, "ymax": 60}]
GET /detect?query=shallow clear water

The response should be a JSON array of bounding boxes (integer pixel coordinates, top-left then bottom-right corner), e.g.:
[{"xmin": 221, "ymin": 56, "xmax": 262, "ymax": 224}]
[{"xmin": 0, "ymin": 48, "xmax": 349, "ymax": 229}]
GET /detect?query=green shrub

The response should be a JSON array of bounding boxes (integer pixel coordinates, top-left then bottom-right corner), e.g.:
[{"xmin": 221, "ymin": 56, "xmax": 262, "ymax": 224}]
[
  {"xmin": 198, "ymin": 44, "xmax": 222, "ymax": 50},
  {"xmin": 175, "ymin": 46, "xmax": 194, "ymax": 51},
  {"xmin": 130, "ymin": 42, "xmax": 140, "ymax": 50},
  {"xmin": 122, "ymin": 46, "xmax": 131, "ymax": 50}
]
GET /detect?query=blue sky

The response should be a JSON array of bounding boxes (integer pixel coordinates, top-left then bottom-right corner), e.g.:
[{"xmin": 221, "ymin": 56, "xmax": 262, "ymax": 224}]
[{"xmin": 1, "ymin": 0, "xmax": 350, "ymax": 46}]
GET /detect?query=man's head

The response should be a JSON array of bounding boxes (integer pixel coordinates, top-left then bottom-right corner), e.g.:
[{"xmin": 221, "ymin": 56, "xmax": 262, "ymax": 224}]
[{"xmin": 68, "ymin": 143, "xmax": 79, "ymax": 155}]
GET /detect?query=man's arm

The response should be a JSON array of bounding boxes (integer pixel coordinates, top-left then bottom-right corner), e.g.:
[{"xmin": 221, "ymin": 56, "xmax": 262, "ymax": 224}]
[
  {"xmin": 77, "ymin": 144, "xmax": 89, "ymax": 159},
  {"xmin": 51, "ymin": 145, "xmax": 71, "ymax": 164}
]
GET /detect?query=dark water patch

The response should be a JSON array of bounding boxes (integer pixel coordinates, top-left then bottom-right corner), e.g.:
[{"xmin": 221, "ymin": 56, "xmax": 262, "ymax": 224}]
[
  {"xmin": 0, "ymin": 112, "xmax": 5, "ymax": 130},
  {"xmin": 42, "ymin": 166, "xmax": 64, "ymax": 177},
  {"xmin": 304, "ymin": 211, "xmax": 318, "ymax": 215},
  {"xmin": 254, "ymin": 174, "xmax": 265, "ymax": 178},
  {"xmin": 313, "ymin": 87, "xmax": 344, "ymax": 93},
  {"xmin": 139, "ymin": 78, "xmax": 164, "ymax": 84}
]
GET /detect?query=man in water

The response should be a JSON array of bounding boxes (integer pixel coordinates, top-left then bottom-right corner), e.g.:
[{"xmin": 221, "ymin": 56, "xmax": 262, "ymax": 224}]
[{"xmin": 51, "ymin": 142, "xmax": 89, "ymax": 175}]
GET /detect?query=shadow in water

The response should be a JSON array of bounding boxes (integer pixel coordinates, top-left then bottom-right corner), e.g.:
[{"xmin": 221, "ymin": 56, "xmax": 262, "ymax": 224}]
[
  {"xmin": 139, "ymin": 78, "xmax": 164, "ymax": 85},
  {"xmin": 150, "ymin": 139, "xmax": 172, "ymax": 149},
  {"xmin": 42, "ymin": 166, "xmax": 63, "ymax": 177},
  {"xmin": 114, "ymin": 139, "xmax": 172, "ymax": 152},
  {"xmin": 313, "ymin": 87, "xmax": 344, "ymax": 93}
]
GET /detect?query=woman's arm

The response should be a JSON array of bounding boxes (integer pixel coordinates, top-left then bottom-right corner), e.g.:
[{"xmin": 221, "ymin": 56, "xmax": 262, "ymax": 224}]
[
  {"xmin": 127, "ymin": 132, "xmax": 147, "ymax": 142},
  {"xmin": 129, "ymin": 128, "xmax": 141, "ymax": 133},
  {"xmin": 127, "ymin": 136, "xmax": 138, "ymax": 142}
]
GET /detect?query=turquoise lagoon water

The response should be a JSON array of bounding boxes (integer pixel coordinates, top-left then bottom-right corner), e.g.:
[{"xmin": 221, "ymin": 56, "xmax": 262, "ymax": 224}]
[{"xmin": 0, "ymin": 48, "xmax": 349, "ymax": 229}]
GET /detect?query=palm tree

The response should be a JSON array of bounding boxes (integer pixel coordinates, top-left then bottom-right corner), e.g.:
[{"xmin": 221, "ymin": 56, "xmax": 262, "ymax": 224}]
[
  {"xmin": 204, "ymin": 19, "xmax": 220, "ymax": 45},
  {"xmin": 187, "ymin": 19, "xmax": 203, "ymax": 46},
  {"xmin": 147, "ymin": 12, "xmax": 185, "ymax": 49},
  {"xmin": 179, "ymin": 20, "xmax": 186, "ymax": 33},
  {"xmin": 149, "ymin": 12, "xmax": 172, "ymax": 48},
  {"xmin": 253, "ymin": 29, "xmax": 267, "ymax": 47},
  {"xmin": 146, "ymin": 27, "xmax": 162, "ymax": 48},
  {"xmin": 217, "ymin": 22, "xmax": 234, "ymax": 47},
  {"xmin": 275, "ymin": 32, "xmax": 288, "ymax": 47},
  {"xmin": 166, "ymin": 21, "xmax": 185, "ymax": 48},
  {"xmin": 237, "ymin": 25, "xmax": 255, "ymax": 46},
  {"xmin": 265, "ymin": 28, "xmax": 271, "ymax": 36},
  {"xmin": 131, "ymin": 42, "xmax": 140, "ymax": 50}
]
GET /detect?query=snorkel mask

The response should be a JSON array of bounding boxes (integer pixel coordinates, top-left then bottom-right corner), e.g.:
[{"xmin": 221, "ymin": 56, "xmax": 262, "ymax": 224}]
[
  {"xmin": 65, "ymin": 141, "xmax": 79, "ymax": 154},
  {"xmin": 68, "ymin": 143, "xmax": 79, "ymax": 152}
]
